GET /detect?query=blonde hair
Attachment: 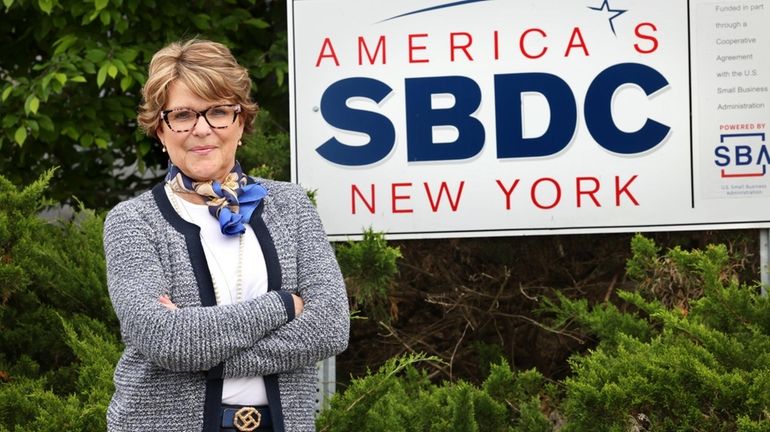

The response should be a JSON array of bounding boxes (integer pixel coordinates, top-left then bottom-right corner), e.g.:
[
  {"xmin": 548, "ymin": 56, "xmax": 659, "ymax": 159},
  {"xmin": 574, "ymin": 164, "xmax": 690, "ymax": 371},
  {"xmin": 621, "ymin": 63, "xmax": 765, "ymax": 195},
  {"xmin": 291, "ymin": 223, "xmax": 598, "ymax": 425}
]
[{"xmin": 137, "ymin": 39, "xmax": 258, "ymax": 138}]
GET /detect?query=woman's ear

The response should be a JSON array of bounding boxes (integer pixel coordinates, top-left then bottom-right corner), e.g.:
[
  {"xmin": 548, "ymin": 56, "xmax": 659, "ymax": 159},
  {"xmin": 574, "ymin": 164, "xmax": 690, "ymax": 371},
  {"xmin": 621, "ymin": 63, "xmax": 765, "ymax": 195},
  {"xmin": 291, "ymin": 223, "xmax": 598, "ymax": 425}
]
[{"xmin": 156, "ymin": 124, "xmax": 165, "ymax": 143}]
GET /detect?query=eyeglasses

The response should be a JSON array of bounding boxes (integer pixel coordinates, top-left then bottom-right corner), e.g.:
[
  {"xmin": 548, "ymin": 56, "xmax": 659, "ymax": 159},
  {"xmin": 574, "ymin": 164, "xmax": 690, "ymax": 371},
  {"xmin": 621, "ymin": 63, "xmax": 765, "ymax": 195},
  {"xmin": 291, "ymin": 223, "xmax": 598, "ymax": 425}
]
[{"xmin": 160, "ymin": 104, "xmax": 241, "ymax": 133}]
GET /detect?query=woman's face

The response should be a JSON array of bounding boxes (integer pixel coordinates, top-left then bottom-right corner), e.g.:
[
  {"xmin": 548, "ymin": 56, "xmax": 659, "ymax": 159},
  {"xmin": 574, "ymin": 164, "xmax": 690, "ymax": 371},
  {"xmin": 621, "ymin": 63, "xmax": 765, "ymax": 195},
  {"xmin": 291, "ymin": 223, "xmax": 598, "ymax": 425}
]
[{"xmin": 157, "ymin": 80, "xmax": 244, "ymax": 182}]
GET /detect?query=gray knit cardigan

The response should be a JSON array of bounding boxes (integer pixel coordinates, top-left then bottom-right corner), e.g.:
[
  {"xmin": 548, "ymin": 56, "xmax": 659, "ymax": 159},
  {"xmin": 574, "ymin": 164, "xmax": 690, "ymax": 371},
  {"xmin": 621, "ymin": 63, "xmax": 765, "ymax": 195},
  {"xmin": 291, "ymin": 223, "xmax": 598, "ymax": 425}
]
[{"xmin": 103, "ymin": 179, "xmax": 349, "ymax": 432}]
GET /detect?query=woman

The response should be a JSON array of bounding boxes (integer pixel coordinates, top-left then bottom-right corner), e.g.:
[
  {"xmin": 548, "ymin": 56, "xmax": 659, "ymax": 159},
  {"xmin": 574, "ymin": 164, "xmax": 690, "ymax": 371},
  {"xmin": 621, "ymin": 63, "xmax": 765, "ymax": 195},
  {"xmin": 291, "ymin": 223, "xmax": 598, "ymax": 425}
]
[{"xmin": 103, "ymin": 39, "xmax": 349, "ymax": 432}]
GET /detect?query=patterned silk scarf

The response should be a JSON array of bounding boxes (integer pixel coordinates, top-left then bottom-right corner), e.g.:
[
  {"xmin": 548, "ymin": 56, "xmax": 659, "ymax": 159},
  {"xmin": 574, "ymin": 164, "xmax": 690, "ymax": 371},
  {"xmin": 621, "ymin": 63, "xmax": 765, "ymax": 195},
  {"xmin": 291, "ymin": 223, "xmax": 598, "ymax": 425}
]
[{"xmin": 165, "ymin": 161, "xmax": 267, "ymax": 236}]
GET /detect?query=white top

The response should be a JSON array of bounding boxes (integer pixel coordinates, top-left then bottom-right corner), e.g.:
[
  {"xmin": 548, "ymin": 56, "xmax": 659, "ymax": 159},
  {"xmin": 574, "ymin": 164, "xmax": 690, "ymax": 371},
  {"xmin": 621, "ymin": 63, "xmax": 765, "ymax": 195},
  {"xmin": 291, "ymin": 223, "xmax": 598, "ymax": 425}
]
[{"xmin": 165, "ymin": 185, "xmax": 268, "ymax": 405}]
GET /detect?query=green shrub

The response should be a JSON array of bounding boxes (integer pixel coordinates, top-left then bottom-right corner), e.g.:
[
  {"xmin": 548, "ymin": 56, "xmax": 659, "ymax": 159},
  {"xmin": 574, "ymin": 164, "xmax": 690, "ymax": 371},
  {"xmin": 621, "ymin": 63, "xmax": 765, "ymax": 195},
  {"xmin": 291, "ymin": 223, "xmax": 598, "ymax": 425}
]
[
  {"xmin": 0, "ymin": 171, "xmax": 121, "ymax": 431},
  {"xmin": 317, "ymin": 354, "xmax": 550, "ymax": 432},
  {"xmin": 323, "ymin": 234, "xmax": 770, "ymax": 431},
  {"xmin": 336, "ymin": 228, "xmax": 402, "ymax": 323},
  {"xmin": 0, "ymin": 316, "xmax": 120, "ymax": 432},
  {"xmin": 554, "ymin": 234, "xmax": 770, "ymax": 431}
]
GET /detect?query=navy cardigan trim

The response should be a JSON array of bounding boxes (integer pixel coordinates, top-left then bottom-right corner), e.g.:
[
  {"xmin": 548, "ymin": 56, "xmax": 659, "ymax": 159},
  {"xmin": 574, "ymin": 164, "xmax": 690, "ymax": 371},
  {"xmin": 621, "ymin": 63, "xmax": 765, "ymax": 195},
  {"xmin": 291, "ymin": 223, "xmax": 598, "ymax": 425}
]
[
  {"xmin": 153, "ymin": 184, "xmax": 221, "ymax": 432},
  {"xmin": 274, "ymin": 290, "xmax": 295, "ymax": 322},
  {"xmin": 249, "ymin": 194, "xmax": 287, "ymax": 432},
  {"xmin": 152, "ymin": 184, "xmax": 216, "ymax": 306},
  {"xmin": 152, "ymin": 182, "xmax": 287, "ymax": 432},
  {"xmin": 152, "ymin": 185, "xmax": 220, "ymax": 431}
]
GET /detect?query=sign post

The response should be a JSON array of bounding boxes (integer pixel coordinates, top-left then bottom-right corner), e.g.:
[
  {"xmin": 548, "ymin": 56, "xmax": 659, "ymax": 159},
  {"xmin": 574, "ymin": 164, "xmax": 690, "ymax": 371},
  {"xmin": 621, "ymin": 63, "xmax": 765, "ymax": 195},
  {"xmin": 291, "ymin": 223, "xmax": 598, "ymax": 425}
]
[{"xmin": 761, "ymin": 230, "xmax": 769, "ymax": 295}]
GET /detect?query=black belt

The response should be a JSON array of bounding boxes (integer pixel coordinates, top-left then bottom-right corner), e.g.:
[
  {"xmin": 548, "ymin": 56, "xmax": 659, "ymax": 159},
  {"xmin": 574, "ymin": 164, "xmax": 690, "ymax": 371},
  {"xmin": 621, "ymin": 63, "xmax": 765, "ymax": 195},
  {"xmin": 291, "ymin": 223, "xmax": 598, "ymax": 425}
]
[{"xmin": 220, "ymin": 404, "xmax": 272, "ymax": 431}]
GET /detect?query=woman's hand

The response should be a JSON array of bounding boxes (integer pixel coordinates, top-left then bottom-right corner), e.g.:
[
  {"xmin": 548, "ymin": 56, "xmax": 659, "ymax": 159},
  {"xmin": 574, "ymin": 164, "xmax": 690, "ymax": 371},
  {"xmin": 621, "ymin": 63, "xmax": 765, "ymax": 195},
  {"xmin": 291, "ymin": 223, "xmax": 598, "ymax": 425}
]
[
  {"xmin": 292, "ymin": 293, "xmax": 304, "ymax": 317},
  {"xmin": 159, "ymin": 295, "xmax": 178, "ymax": 310}
]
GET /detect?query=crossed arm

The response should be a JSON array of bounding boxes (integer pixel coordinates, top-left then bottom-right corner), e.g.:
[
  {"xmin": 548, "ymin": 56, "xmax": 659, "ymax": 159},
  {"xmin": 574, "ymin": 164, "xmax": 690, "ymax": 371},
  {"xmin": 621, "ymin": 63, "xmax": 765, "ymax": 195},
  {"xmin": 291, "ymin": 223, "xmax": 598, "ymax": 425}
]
[
  {"xmin": 104, "ymin": 188, "xmax": 349, "ymax": 376},
  {"xmin": 159, "ymin": 293, "xmax": 304, "ymax": 317}
]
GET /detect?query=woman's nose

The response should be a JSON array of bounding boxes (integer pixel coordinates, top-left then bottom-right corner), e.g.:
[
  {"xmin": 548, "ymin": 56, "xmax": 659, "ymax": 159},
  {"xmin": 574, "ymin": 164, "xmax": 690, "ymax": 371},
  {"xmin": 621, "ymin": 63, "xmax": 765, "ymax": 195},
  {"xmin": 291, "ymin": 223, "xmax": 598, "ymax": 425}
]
[{"xmin": 191, "ymin": 114, "xmax": 213, "ymax": 136}]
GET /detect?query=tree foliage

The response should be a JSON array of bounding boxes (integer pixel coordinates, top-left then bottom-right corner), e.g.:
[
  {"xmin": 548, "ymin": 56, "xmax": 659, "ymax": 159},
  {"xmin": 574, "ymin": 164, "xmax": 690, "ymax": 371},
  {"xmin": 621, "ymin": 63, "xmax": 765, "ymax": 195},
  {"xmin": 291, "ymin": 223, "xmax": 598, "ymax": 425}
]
[{"xmin": 0, "ymin": 0, "xmax": 289, "ymax": 209}]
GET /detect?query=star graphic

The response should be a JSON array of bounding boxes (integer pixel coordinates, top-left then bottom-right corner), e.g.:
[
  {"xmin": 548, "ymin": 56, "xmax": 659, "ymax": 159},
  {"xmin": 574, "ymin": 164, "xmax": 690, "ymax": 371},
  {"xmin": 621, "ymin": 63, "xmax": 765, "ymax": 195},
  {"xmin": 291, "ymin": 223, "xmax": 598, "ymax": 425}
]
[{"xmin": 588, "ymin": 0, "xmax": 628, "ymax": 36}]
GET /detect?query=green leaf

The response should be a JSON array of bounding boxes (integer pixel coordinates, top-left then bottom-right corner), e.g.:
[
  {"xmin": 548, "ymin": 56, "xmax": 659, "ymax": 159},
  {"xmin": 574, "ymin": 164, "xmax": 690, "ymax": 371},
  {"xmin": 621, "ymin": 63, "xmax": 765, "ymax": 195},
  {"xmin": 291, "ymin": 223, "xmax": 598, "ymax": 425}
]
[
  {"xmin": 82, "ymin": 61, "xmax": 96, "ymax": 74},
  {"xmin": 86, "ymin": 9, "xmax": 99, "ymax": 23},
  {"xmin": 120, "ymin": 76, "xmax": 132, "ymax": 92},
  {"xmin": 94, "ymin": 138, "xmax": 109, "ymax": 149},
  {"xmin": 70, "ymin": 76, "xmax": 87, "ymax": 83},
  {"xmin": 53, "ymin": 35, "xmax": 77, "ymax": 55},
  {"xmin": 132, "ymin": 70, "xmax": 146, "ymax": 85},
  {"xmin": 41, "ymin": 85, "xmax": 52, "ymax": 100},
  {"xmin": 2, "ymin": 114, "xmax": 19, "ymax": 128},
  {"xmin": 42, "ymin": 73, "xmax": 53, "ymax": 91},
  {"xmin": 25, "ymin": 119, "xmax": 39, "ymax": 132},
  {"xmin": 23, "ymin": 95, "xmax": 39, "ymax": 115},
  {"xmin": 3, "ymin": 0, "xmax": 14, "ymax": 10},
  {"xmin": 107, "ymin": 64, "xmax": 118, "ymax": 78},
  {"xmin": 54, "ymin": 73, "xmax": 67, "ymax": 85},
  {"xmin": 116, "ymin": 48, "xmax": 138, "ymax": 63},
  {"xmin": 62, "ymin": 125, "xmax": 79, "ymax": 140},
  {"xmin": 94, "ymin": 0, "xmax": 108, "ymax": 10},
  {"xmin": 14, "ymin": 126, "xmax": 27, "ymax": 145},
  {"xmin": 37, "ymin": 115, "xmax": 54, "ymax": 131},
  {"xmin": 112, "ymin": 58, "xmax": 128, "ymax": 76},
  {"xmin": 99, "ymin": 9, "xmax": 110, "ymax": 25},
  {"xmin": 80, "ymin": 133, "xmax": 94, "ymax": 146},
  {"xmin": 85, "ymin": 49, "xmax": 107, "ymax": 63},
  {"xmin": 96, "ymin": 64, "xmax": 108, "ymax": 87},
  {"xmin": 190, "ymin": 13, "xmax": 211, "ymax": 30},
  {"xmin": 27, "ymin": 96, "xmax": 40, "ymax": 115},
  {"xmin": 38, "ymin": 0, "xmax": 52, "ymax": 13},
  {"xmin": 1, "ymin": 86, "xmax": 12, "ymax": 102},
  {"xmin": 138, "ymin": 140, "xmax": 150, "ymax": 157},
  {"xmin": 244, "ymin": 18, "xmax": 269, "ymax": 29},
  {"xmin": 115, "ymin": 15, "xmax": 129, "ymax": 33}
]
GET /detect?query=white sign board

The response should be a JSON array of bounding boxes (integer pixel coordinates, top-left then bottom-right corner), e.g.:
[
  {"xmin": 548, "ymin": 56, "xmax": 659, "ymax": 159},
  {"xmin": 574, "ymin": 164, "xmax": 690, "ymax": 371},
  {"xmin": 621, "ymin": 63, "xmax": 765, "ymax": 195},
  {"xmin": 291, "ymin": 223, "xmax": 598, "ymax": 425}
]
[{"xmin": 288, "ymin": 0, "xmax": 770, "ymax": 240}]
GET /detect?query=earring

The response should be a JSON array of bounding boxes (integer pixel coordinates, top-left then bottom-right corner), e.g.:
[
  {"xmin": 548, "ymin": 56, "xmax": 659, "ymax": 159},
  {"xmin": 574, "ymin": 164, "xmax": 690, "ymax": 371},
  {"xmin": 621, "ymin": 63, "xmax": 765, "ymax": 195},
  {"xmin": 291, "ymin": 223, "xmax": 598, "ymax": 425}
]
[
  {"xmin": 237, "ymin": 140, "xmax": 243, "ymax": 147},
  {"xmin": 161, "ymin": 145, "xmax": 167, "ymax": 153}
]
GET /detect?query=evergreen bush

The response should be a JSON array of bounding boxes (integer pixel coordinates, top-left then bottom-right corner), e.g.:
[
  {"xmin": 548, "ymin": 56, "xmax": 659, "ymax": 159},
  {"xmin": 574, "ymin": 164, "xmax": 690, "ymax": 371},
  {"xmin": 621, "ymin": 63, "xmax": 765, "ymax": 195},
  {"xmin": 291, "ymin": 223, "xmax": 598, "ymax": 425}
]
[
  {"xmin": 336, "ymin": 229, "xmax": 402, "ymax": 323},
  {"xmin": 316, "ymin": 353, "xmax": 551, "ymax": 431},
  {"xmin": 322, "ymin": 234, "xmax": 770, "ymax": 431},
  {"xmin": 0, "ymin": 171, "xmax": 121, "ymax": 431},
  {"xmin": 552, "ymin": 234, "xmax": 770, "ymax": 431}
]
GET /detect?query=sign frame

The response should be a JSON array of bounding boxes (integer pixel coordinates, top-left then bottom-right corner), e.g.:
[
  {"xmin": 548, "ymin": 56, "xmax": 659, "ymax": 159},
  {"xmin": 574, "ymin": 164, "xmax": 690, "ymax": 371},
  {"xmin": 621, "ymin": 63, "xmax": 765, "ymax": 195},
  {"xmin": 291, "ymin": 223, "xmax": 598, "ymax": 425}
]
[{"xmin": 288, "ymin": 0, "xmax": 770, "ymax": 240}]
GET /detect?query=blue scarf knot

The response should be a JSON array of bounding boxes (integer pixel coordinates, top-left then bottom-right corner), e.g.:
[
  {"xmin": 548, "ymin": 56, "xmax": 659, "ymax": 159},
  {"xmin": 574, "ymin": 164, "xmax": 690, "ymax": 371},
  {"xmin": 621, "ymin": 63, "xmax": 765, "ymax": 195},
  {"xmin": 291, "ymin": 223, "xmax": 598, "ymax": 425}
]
[{"xmin": 165, "ymin": 161, "xmax": 267, "ymax": 236}]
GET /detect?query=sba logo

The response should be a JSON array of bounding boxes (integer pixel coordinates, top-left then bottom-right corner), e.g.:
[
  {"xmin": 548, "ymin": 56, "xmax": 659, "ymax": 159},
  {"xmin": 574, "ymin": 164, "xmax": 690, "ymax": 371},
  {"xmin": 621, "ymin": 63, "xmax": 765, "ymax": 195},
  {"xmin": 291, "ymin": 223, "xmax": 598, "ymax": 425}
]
[{"xmin": 714, "ymin": 133, "xmax": 769, "ymax": 178}]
